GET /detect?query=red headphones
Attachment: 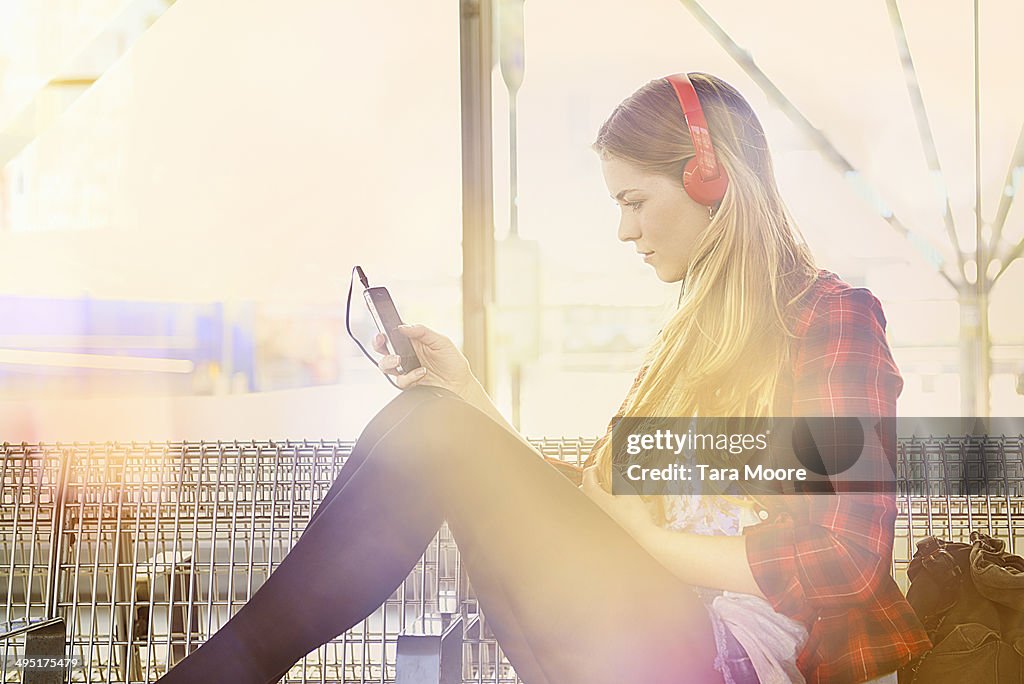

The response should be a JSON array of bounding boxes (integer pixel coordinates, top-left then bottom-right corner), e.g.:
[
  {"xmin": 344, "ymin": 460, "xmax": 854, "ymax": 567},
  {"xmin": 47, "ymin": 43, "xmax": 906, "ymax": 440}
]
[{"xmin": 665, "ymin": 73, "xmax": 729, "ymax": 206}]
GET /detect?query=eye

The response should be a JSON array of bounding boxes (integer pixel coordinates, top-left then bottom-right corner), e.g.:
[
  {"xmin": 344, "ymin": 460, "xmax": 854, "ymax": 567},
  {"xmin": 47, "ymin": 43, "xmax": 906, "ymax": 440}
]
[{"xmin": 619, "ymin": 200, "xmax": 643, "ymax": 213}]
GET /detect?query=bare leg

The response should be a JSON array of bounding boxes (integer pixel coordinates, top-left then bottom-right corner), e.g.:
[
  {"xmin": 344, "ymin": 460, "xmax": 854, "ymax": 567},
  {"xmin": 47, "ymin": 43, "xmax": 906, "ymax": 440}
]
[{"xmin": 157, "ymin": 385, "xmax": 723, "ymax": 684}]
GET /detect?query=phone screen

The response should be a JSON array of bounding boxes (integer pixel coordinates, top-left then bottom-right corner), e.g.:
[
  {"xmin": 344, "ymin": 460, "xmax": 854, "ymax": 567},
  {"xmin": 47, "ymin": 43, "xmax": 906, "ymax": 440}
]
[{"xmin": 364, "ymin": 287, "xmax": 421, "ymax": 372}]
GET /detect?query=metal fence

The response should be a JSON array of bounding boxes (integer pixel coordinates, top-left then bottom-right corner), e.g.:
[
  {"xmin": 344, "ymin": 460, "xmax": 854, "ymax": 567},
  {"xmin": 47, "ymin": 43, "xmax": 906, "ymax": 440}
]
[{"xmin": 2, "ymin": 436, "xmax": 1024, "ymax": 683}]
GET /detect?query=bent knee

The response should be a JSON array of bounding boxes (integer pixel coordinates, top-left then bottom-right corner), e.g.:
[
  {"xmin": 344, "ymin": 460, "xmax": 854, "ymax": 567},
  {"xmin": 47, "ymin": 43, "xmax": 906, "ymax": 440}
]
[
  {"xmin": 402, "ymin": 391, "xmax": 479, "ymax": 447},
  {"xmin": 371, "ymin": 389, "xmax": 477, "ymax": 464}
]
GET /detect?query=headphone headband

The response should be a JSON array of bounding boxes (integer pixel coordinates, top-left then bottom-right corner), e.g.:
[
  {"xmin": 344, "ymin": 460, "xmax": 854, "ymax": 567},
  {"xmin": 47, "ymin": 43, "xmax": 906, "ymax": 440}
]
[{"xmin": 664, "ymin": 73, "xmax": 729, "ymax": 205}]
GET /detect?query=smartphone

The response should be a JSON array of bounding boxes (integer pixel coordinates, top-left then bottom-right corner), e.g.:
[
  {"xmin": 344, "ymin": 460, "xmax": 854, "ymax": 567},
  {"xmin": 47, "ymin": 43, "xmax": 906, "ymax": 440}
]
[{"xmin": 363, "ymin": 286, "xmax": 422, "ymax": 373}]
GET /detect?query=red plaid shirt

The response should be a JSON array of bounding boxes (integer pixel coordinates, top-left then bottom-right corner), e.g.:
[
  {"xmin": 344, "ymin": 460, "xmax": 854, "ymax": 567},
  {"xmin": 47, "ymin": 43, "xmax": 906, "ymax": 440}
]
[{"xmin": 585, "ymin": 271, "xmax": 931, "ymax": 684}]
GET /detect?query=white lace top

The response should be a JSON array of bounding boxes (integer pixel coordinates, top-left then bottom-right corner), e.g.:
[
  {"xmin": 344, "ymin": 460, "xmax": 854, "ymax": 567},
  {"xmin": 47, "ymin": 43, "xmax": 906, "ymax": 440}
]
[
  {"xmin": 658, "ymin": 449, "xmax": 899, "ymax": 684},
  {"xmin": 658, "ymin": 435, "xmax": 810, "ymax": 684}
]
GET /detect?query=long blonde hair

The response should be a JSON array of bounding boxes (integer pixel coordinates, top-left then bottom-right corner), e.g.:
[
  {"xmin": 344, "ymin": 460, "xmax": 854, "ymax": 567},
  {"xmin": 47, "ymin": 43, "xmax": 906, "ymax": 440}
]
[{"xmin": 591, "ymin": 73, "xmax": 819, "ymax": 498}]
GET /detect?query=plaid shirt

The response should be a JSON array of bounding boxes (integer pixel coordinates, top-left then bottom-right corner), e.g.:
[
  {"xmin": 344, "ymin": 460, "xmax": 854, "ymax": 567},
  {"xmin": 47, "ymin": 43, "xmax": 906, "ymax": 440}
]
[{"xmin": 585, "ymin": 271, "xmax": 931, "ymax": 684}]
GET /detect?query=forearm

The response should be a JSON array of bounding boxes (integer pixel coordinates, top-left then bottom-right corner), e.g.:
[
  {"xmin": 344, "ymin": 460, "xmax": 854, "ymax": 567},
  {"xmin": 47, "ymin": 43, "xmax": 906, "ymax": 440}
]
[
  {"xmin": 459, "ymin": 378, "xmax": 544, "ymax": 458},
  {"xmin": 635, "ymin": 526, "xmax": 767, "ymax": 599}
]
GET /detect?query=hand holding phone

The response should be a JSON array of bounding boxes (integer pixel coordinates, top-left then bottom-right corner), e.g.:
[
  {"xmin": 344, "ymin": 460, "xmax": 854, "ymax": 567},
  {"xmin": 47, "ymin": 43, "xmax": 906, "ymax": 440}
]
[
  {"xmin": 347, "ymin": 266, "xmax": 474, "ymax": 395},
  {"xmin": 363, "ymin": 286, "xmax": 421, "ymax": 374},
  {"xmin": 371, "ymin": 324, "xmax": 475, "ymax": 398}
]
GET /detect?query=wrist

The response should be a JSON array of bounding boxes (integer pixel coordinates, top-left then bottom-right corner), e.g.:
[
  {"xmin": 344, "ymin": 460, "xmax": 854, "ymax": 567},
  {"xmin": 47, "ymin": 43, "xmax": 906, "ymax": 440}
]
[
  {"xmin": 455, "ymin": 374, "xmax": 485, "ymax": 404},
  {"xmin": 459, "ymin": 378, "xmax": 514, "ymax": 427}
]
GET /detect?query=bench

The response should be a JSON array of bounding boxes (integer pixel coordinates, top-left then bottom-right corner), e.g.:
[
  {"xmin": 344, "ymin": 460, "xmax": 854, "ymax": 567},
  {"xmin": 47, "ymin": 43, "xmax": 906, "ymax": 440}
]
[{"xmin": 2, "ymin": 436, "xmax": 1022, "ymax": 682}]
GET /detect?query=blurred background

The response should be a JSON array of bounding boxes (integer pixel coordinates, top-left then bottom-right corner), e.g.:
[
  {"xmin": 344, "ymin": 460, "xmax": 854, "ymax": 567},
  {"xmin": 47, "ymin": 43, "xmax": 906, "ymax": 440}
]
[{"xmin": 1, "ymin": 0, "xmax": 1022, "ymax": 442}]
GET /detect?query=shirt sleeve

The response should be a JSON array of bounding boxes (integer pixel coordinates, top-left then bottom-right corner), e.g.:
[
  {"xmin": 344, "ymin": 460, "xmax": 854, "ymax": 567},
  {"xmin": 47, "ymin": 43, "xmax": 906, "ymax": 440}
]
[{"xmin": 744, "ymin": 287, "xmax": 902, "ymax": 620}]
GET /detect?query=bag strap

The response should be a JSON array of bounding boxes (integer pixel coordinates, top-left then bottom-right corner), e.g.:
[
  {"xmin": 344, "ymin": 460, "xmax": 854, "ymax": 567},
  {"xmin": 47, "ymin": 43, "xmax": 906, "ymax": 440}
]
[
  {"xmin": 916, "ymin": 536, "xmax": 963, "ymax": 589},
  {"xmin": 909, "ymin": 536, "xmax": 964, "ymax": 633}
]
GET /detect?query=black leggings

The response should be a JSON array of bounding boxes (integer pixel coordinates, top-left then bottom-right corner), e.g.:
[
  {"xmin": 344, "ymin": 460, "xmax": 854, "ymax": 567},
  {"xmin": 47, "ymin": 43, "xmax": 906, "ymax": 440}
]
[{"xmin": 156, "ymin": 384, "xmax": 723, "ymax": 684}]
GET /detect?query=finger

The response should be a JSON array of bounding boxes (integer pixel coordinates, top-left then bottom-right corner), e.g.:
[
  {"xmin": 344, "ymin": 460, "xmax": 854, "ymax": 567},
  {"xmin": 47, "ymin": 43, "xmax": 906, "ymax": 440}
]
[
  {"xmin": 394, "ymin": 367, "xmax": 428, "ymax": 390},
  {"xmin": 372, "ymin": 332, "xmax": 388, "ymax": 354},
  {"xmin": 610, "ymin": 468, "xmax": 637, "ymax": 495},
  {"xmin": 584, "ymin": 466, "xmax": 610, "ymax": 494},
  {"xmin": 581, "ymin": 466, "xmax": 599, "ymax": 492},
  {"xmin": 396, "ymin": 324, "xmax": 450, "ymax": 352},
  {"xmin": 377, "ymin": 354, "xmax": 401, "ymax": 374}
]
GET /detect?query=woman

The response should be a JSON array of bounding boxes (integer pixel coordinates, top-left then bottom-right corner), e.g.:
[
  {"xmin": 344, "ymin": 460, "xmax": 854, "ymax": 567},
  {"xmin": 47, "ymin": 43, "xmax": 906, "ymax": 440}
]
[{"xmin": 157, "ymin": 73, "xmax": 931, "ymax": 684}]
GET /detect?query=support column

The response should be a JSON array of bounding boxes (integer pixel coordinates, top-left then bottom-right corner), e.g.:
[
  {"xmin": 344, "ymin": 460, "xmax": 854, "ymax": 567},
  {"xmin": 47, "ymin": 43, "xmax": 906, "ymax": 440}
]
[
  {"xmin": 959, "ymin": 288, "xmax": 991, "ymax": 417},
  {"xmin": 459, "ymin": 0, "xmax": 496, "ymax": 394}
]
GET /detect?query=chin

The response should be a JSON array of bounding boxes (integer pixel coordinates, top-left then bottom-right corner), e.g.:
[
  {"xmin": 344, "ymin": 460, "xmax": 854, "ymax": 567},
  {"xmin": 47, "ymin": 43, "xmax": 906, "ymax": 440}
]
[{"xmin": 654, "ymin": 268, "xmax": 685, "ymax": 284}]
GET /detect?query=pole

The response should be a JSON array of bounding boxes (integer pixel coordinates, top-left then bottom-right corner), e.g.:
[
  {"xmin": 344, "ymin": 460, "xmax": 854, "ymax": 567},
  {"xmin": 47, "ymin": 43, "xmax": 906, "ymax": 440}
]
[
  {"xmin": 498, "ymin": 0, "xmax": 526, "ymax": 427},
  {"xmin": 460, "ymin": 0, "xmax": 496, "ymax": 393},
  {"xmin": 971, "ymin": 0, "xmax": 990, "ymax": 417}
]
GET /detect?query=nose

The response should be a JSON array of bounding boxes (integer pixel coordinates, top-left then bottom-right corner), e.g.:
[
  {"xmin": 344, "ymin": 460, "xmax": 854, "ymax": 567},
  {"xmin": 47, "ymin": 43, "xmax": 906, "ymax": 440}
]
[{"xmin": 617, "ymin": 212, "xmax": 641, "ymax": 243}]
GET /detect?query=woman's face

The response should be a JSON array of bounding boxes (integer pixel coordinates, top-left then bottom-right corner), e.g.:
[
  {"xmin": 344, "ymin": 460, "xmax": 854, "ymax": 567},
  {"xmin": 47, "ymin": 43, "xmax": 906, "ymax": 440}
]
[{"xmin": 600, "ymin": 154, "xmax": 712, "ymax": 283}]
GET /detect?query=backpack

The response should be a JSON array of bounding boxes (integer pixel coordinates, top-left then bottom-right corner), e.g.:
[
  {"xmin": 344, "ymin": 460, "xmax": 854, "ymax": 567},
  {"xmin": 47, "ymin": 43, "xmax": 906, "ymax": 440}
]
[{"xmin": 898, "ymin": 531, "xmax": 1024, "ymax": 683}]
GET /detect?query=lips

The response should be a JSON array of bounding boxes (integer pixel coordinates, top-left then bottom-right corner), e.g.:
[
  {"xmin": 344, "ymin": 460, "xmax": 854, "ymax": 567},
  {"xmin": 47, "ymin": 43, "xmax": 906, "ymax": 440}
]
[{"xmin": 638, "ymin": 250, "xmax": 655, "ymax": 262}]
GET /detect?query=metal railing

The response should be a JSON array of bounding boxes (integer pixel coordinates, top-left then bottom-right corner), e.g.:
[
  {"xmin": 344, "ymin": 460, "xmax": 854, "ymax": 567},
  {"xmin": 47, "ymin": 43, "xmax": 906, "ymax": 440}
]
[{"xmin": 2, "ymin": 436, "xmax": 1023, "ymax": 683}]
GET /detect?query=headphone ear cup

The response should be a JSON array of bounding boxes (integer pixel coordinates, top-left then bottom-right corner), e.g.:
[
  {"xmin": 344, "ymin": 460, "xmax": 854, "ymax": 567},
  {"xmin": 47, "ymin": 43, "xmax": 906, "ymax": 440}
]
[{"xmin": 683, "ymin": 157, "xmax": 729, "ymax": 206}]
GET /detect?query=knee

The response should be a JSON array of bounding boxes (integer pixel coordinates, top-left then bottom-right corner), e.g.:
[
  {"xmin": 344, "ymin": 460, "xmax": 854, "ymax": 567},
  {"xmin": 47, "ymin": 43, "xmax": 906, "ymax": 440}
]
[
  {"xmin": 401, "ymin": 389, "xmax": 476, "ymax": 448},
  {"xmin": 369, "ymin": 384, "xmax": 464, "ymax": 434},
  {"xmin": 384, "ymin": 383, "xmax": 464, "ymax": 412},
  {"xmin": 371, "ymin": 387, "xmax": 476, "ymax": 464},
  {"xmin": 409, "ymin": 383, "xmax": 464, "ymax": 402}
]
